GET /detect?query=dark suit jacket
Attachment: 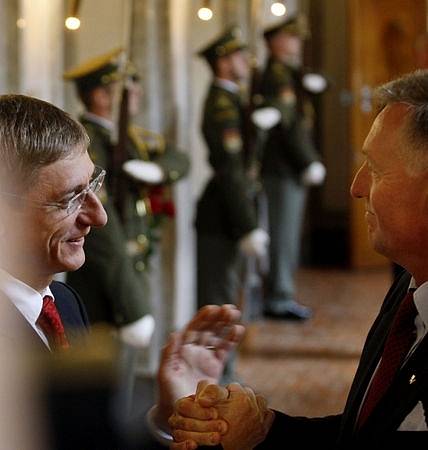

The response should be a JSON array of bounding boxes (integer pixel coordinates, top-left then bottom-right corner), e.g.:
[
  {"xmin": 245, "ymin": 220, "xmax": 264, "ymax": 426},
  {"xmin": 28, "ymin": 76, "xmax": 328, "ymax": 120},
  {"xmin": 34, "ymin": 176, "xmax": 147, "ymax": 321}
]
[
  {"xmin": 50, "ymin": 280, "xmax": 89, "ymax": 344},
  {"xmin": 0, "ymin": 280, "xmax": 89, "ymax": 351},
  {"xmin": 256, "ymin": 271, "xmax": 428, "ymax": 448}
]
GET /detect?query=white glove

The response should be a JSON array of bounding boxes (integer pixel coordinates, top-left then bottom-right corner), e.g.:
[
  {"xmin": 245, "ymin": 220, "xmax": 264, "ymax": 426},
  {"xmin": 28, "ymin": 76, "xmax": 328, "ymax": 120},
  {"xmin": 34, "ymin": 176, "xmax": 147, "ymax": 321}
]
[
  {"xmin": 301, "ymin": 161, "xmax": 326, "ymax": 186},
  {"xmin": 239, "ymin": 228, "xmax": 269, "ymax": 258},
  {"xmin": 119, "ymin": 314, "xmax": 155, "ymax": 348},
  {"xmin": 122, "ymin": 159, "xmax": 164, "ymax": 184},
  {"xmin": 251, "ymin": 107, "xmax": 281, "ymax": 130},
  {"xmin": 302, "ymin": 73, "xmax": 328, "ymax": 94}
]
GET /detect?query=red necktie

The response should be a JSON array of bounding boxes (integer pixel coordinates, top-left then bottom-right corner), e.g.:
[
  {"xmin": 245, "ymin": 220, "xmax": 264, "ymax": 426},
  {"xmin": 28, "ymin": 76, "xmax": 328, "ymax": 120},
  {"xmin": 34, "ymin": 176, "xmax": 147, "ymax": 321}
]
[
  {"xmin": 357, "ymin": 290, "xmax": 417, "ymax": 428},
  {"xmin": 36, "ymin": 295, "xmax": 70, "ymax": 351}
]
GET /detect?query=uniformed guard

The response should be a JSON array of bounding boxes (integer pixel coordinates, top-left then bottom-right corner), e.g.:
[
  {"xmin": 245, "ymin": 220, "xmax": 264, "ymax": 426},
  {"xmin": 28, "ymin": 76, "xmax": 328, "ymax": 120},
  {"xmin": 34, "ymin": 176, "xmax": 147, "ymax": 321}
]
[
  {"xmin": 196, "ymin": 29, "xmax": 269, "ymax": 382},
  {"xmin": 63, "ymin": 49, "xmax": 189, "ymax": 345},
  {"xmin": 259, "ymin": 14, "xmax": 327, "ymax": 320}
]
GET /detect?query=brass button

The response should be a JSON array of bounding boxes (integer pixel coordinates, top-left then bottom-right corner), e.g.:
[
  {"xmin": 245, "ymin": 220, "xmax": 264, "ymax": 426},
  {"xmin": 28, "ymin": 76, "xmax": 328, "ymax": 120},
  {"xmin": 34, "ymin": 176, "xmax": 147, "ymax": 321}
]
[
  {"xmin": 135, "ymin": 260, "xmax": 145, "ymax": 272},
  {"xmin": 169, "ymin": 170, "xmax": 179, "ymax": 181},
  {"xmin": 137, "ymin": 234, "xmax": 148, "ymax": 245}
]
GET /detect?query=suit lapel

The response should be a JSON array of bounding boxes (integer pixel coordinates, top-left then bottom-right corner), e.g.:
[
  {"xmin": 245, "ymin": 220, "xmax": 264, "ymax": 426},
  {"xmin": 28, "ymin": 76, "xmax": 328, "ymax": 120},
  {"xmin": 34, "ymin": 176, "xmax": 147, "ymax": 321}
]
[
  {"xmin": 338, "ymin": 272, "xmax": 411, "ymax": 439},
  {"xmin": 0, "ymin": 293, "xmax": 48, "ymax": 352},
  {"xmin": 360, "ymin": 333, "xmax": 428, "ymax": 436}
]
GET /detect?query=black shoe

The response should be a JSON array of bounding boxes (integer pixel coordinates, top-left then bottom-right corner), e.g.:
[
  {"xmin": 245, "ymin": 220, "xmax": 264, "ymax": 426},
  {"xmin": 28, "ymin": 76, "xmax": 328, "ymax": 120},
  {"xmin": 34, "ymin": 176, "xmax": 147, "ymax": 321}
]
[{"xmin": 264, "ymin": 300, "xmax": 312, "ymax": 321}]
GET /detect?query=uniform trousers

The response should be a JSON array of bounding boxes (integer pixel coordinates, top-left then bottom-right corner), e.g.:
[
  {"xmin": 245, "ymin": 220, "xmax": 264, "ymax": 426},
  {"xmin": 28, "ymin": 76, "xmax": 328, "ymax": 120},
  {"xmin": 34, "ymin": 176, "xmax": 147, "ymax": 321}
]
[
  {"xmin": 197, "ymin": 234, "xmax": 242, "ymax": 308},
  {"xmin": 197, "ymin": 233, "xmax": 243, "ymax": 383},
  {"xmin": 263, "ymin": 174, "xmax": 307, "ymax": 313}
]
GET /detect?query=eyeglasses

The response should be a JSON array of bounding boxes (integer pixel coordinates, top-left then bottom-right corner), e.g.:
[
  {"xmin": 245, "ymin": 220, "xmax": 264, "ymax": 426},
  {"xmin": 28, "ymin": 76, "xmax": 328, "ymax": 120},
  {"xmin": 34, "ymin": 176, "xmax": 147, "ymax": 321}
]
[{"xmin": 0, "ymin": 165, "xmax": 106, "ymax": 216}]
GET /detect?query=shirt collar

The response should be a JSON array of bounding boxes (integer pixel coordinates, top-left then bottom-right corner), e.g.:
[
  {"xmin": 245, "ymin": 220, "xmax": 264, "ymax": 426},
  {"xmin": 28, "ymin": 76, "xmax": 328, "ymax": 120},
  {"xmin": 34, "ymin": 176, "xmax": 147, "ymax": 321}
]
[
  {"xmin": 410, "ymin": 277, "xmax": 428, "ymax": 330},
  {"xmin": 0, "ymin": 268, "xmax": 53, "ymax": 327},
  {"xmin": 214, "ymin": 77, "xmax": 240, "ymax": 94},
  {"xmin": 81, "ymin": 111, "xmax": 115, "ymax": 132}
]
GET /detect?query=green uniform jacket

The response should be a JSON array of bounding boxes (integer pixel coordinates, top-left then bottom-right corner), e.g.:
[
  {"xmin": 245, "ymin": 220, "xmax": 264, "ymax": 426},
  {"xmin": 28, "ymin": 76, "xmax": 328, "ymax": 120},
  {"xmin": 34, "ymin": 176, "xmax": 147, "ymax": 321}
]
[
  {"xmin": 195, "ymin": 83, "xmax": 258, "ymax": 241},
  {"xmin": 67, "ymin": 115, "xmax": 189, "ymax": 326},
  {"xmin": 259, "ymin": 57, "xmax": 320, "ymax": 178}
]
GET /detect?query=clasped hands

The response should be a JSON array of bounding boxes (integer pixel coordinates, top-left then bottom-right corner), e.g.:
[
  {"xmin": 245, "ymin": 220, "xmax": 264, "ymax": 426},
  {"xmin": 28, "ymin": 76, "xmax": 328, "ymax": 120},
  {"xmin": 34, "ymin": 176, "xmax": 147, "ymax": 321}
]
[{"xmin": 169, "ymin": 380, "xmax": 275, "ymax": 450}]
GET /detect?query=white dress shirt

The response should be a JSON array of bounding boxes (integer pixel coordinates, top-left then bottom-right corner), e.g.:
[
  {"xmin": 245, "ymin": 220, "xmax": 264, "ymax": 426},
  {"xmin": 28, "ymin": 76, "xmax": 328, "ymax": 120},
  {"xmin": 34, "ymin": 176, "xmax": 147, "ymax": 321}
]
[
  {"xmin": 357, "ymin": 278, "xmax": 428, "ymax": 430},
  {"xmin": 0, "ymin": 269, "xmax": 53, "ymax": 349},
  {"xmin": 397, "ymin": 279, "xmax": 428, "ymax": 430}
]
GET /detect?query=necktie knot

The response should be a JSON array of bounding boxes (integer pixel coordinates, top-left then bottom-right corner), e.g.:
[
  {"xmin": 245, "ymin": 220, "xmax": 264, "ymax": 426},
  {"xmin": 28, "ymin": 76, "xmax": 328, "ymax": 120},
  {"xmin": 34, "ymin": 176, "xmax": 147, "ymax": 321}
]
[
  {"xmin": 357, "ymin": 289, "xmax": 417, "ymax": 428},
  {"xmin": 37, "ymin": 295, "xmax": 69, "ymax": 351}
]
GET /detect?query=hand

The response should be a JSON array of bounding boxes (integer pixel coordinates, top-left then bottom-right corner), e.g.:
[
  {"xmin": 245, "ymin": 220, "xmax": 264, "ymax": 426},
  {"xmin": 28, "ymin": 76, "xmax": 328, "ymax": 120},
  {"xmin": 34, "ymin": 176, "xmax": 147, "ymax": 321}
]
[
  {"xmin": 122, "ymin": 159, "xmax": 164, "ymax": 184},
  {"xmin": 301, "ymin": 161, "xmax": 326, "ymax": 186},
  {"xmin": 251, "ymin": 107, "xmax": 281, "ymax": 130},
  {"xmin": 170, "ymin": 381, "xmax": 275, "ymax": 450},
  {"xmin": 302, "ymin": 72, "xmax": 328, "ymax": 94},
  {"xmin": 155, "ymin": 305, "xmax": 245, "ymax": 429},
  {"xmin": 119, "ymin": 314, "xmax": 155, "ymax": 348},
  {"xmin": 238, "ymin": 228, "xmax": 269, "ymax": 259}
]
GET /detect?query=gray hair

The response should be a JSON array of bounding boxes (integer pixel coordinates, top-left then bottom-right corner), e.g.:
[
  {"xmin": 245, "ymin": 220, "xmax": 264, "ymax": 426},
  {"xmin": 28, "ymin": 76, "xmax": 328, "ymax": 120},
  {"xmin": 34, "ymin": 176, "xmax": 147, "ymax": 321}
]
[
  {"xmin": 0, "ymin": 94, "xmax": 89, "ymax": 192},
  {"xmin": 374, "ymin": 69, "xmax": 428, "ymax": 172}
]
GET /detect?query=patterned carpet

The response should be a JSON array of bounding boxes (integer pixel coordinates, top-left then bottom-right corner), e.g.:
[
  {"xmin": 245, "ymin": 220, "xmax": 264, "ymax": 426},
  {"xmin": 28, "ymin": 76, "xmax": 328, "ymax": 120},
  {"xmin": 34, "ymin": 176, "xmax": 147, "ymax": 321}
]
[{"xmin": 236, "ymin": 267, "xmax": 392, "ymax": 417}]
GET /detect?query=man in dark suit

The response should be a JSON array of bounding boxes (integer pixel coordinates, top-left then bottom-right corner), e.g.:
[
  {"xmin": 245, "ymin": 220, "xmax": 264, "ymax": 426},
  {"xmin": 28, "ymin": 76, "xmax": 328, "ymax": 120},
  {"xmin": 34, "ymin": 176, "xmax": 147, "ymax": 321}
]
[
  {"xmin": 0, "ymin": 94, "xmax": 106, "ymax": 351},
  {"xmin": 168, "ymin": 71, "xmax": 428, "ymax": 447},
  {"xmin": 0, "ymin": 94, "xmax": 245, "ymax": 449}
]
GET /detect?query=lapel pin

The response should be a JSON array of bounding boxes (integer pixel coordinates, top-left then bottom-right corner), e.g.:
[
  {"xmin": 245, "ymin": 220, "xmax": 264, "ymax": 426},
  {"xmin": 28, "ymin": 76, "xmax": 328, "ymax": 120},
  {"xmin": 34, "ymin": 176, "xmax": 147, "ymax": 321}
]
[{"xmin": 409, "ymin": 374, "xmax": 416, "ymax": 385}]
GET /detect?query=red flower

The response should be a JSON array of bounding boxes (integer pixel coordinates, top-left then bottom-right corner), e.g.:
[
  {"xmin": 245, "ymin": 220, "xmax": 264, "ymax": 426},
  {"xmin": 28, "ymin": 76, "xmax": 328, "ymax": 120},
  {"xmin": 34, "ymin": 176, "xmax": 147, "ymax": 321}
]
[{"xmin": 148, "ymin": 186, "xmax": 175, "ymax": 218}]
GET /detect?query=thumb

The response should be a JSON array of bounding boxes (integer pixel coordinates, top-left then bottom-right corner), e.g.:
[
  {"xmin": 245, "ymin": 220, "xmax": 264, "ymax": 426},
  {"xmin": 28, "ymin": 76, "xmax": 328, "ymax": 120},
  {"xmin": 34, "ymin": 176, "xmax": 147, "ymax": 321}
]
[{"xmin": 196, "ymin": 383, "xmax": 229, "ymax": 407}]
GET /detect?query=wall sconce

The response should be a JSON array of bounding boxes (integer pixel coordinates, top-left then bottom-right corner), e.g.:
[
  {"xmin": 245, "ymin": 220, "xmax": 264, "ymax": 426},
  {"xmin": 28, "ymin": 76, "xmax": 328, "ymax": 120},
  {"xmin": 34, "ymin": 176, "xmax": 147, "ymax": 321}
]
[
  {"xmin": 65, "ymin": 0, "xmax": 81, "ymax": 30},
  {"xmin": 16, "ymin": 18, "xmax": 26, "ymax": 29},
  {"xmin": 197, "ymin": 0, "xmax": 213, "ymax": 21},
  {"xmin": 271, "ymin": 1, "xmax": 287, "ymax": 17}
]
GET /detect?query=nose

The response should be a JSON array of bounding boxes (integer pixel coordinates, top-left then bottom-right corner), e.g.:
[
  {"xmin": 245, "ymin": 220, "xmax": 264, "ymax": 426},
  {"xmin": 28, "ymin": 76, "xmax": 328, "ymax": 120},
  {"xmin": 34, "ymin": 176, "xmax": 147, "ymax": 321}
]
[
  {"xmin": 350, "ymin": 161, "xmax": 370, "ymax": 199},
  {"xmin": 77, "ymin": 191, "xmax": 108, "ymax": 227}
]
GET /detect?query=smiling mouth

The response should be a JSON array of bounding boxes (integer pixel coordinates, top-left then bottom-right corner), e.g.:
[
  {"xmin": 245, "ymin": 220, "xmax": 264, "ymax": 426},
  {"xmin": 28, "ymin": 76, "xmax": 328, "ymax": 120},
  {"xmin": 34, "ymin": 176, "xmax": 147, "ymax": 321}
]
[{"xmin": 67, "ymin": 235, "xmax": 85, "ymax": 244}]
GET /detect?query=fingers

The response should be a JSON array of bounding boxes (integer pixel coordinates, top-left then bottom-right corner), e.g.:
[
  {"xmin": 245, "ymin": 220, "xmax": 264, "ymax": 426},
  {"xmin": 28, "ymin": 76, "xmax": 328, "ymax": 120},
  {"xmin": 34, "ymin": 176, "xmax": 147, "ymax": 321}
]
[
  {"xmin": 256, "ymin": 394, "xmax": 268, "ymax": 412},
  {"xmin": 172, "ymin": 430, "xmax": 222, "ymax": 447},
  {"xmin": 196, "ymin": 383, "xmax": 230, "ymax": 407},
  {"xmin": 226, "ymin": 382, "xmax": 246, "ymax": 393},
  {"xmin": 169, "ymin": 413, "xmax": 227, "ymax": 434},
  {"xmin": 195, "ymin": 380, "xmax": 211, "ymax": 398},
  {"xmin": 256, "ymin": 394, "xmax": 275, "ymax": 434},
  {"xmin": 183, "ymin": 305, "xmax": 242, "ymax": 340},
  {"xmin": 175, "ymin": 396, "xmax": 218, "ymax": 420},
  {"xmin": 170, "ymin": 440, "xmax": 198, "ymax": 450}
]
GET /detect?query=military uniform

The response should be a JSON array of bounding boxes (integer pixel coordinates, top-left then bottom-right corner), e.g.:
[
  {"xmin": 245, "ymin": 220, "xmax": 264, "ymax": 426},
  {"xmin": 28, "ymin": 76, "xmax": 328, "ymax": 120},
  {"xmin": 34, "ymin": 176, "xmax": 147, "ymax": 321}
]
[
  {"xmin": 260, "ymin": 16, "xmax": 324, "ymax": 319},
  {"xmin": 64, "ymin": 50, "xmax": 189, "ymax": 328},
  {"xmin": 196, "ymin": 31, "xmax": 259, "ymax": 309}
]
